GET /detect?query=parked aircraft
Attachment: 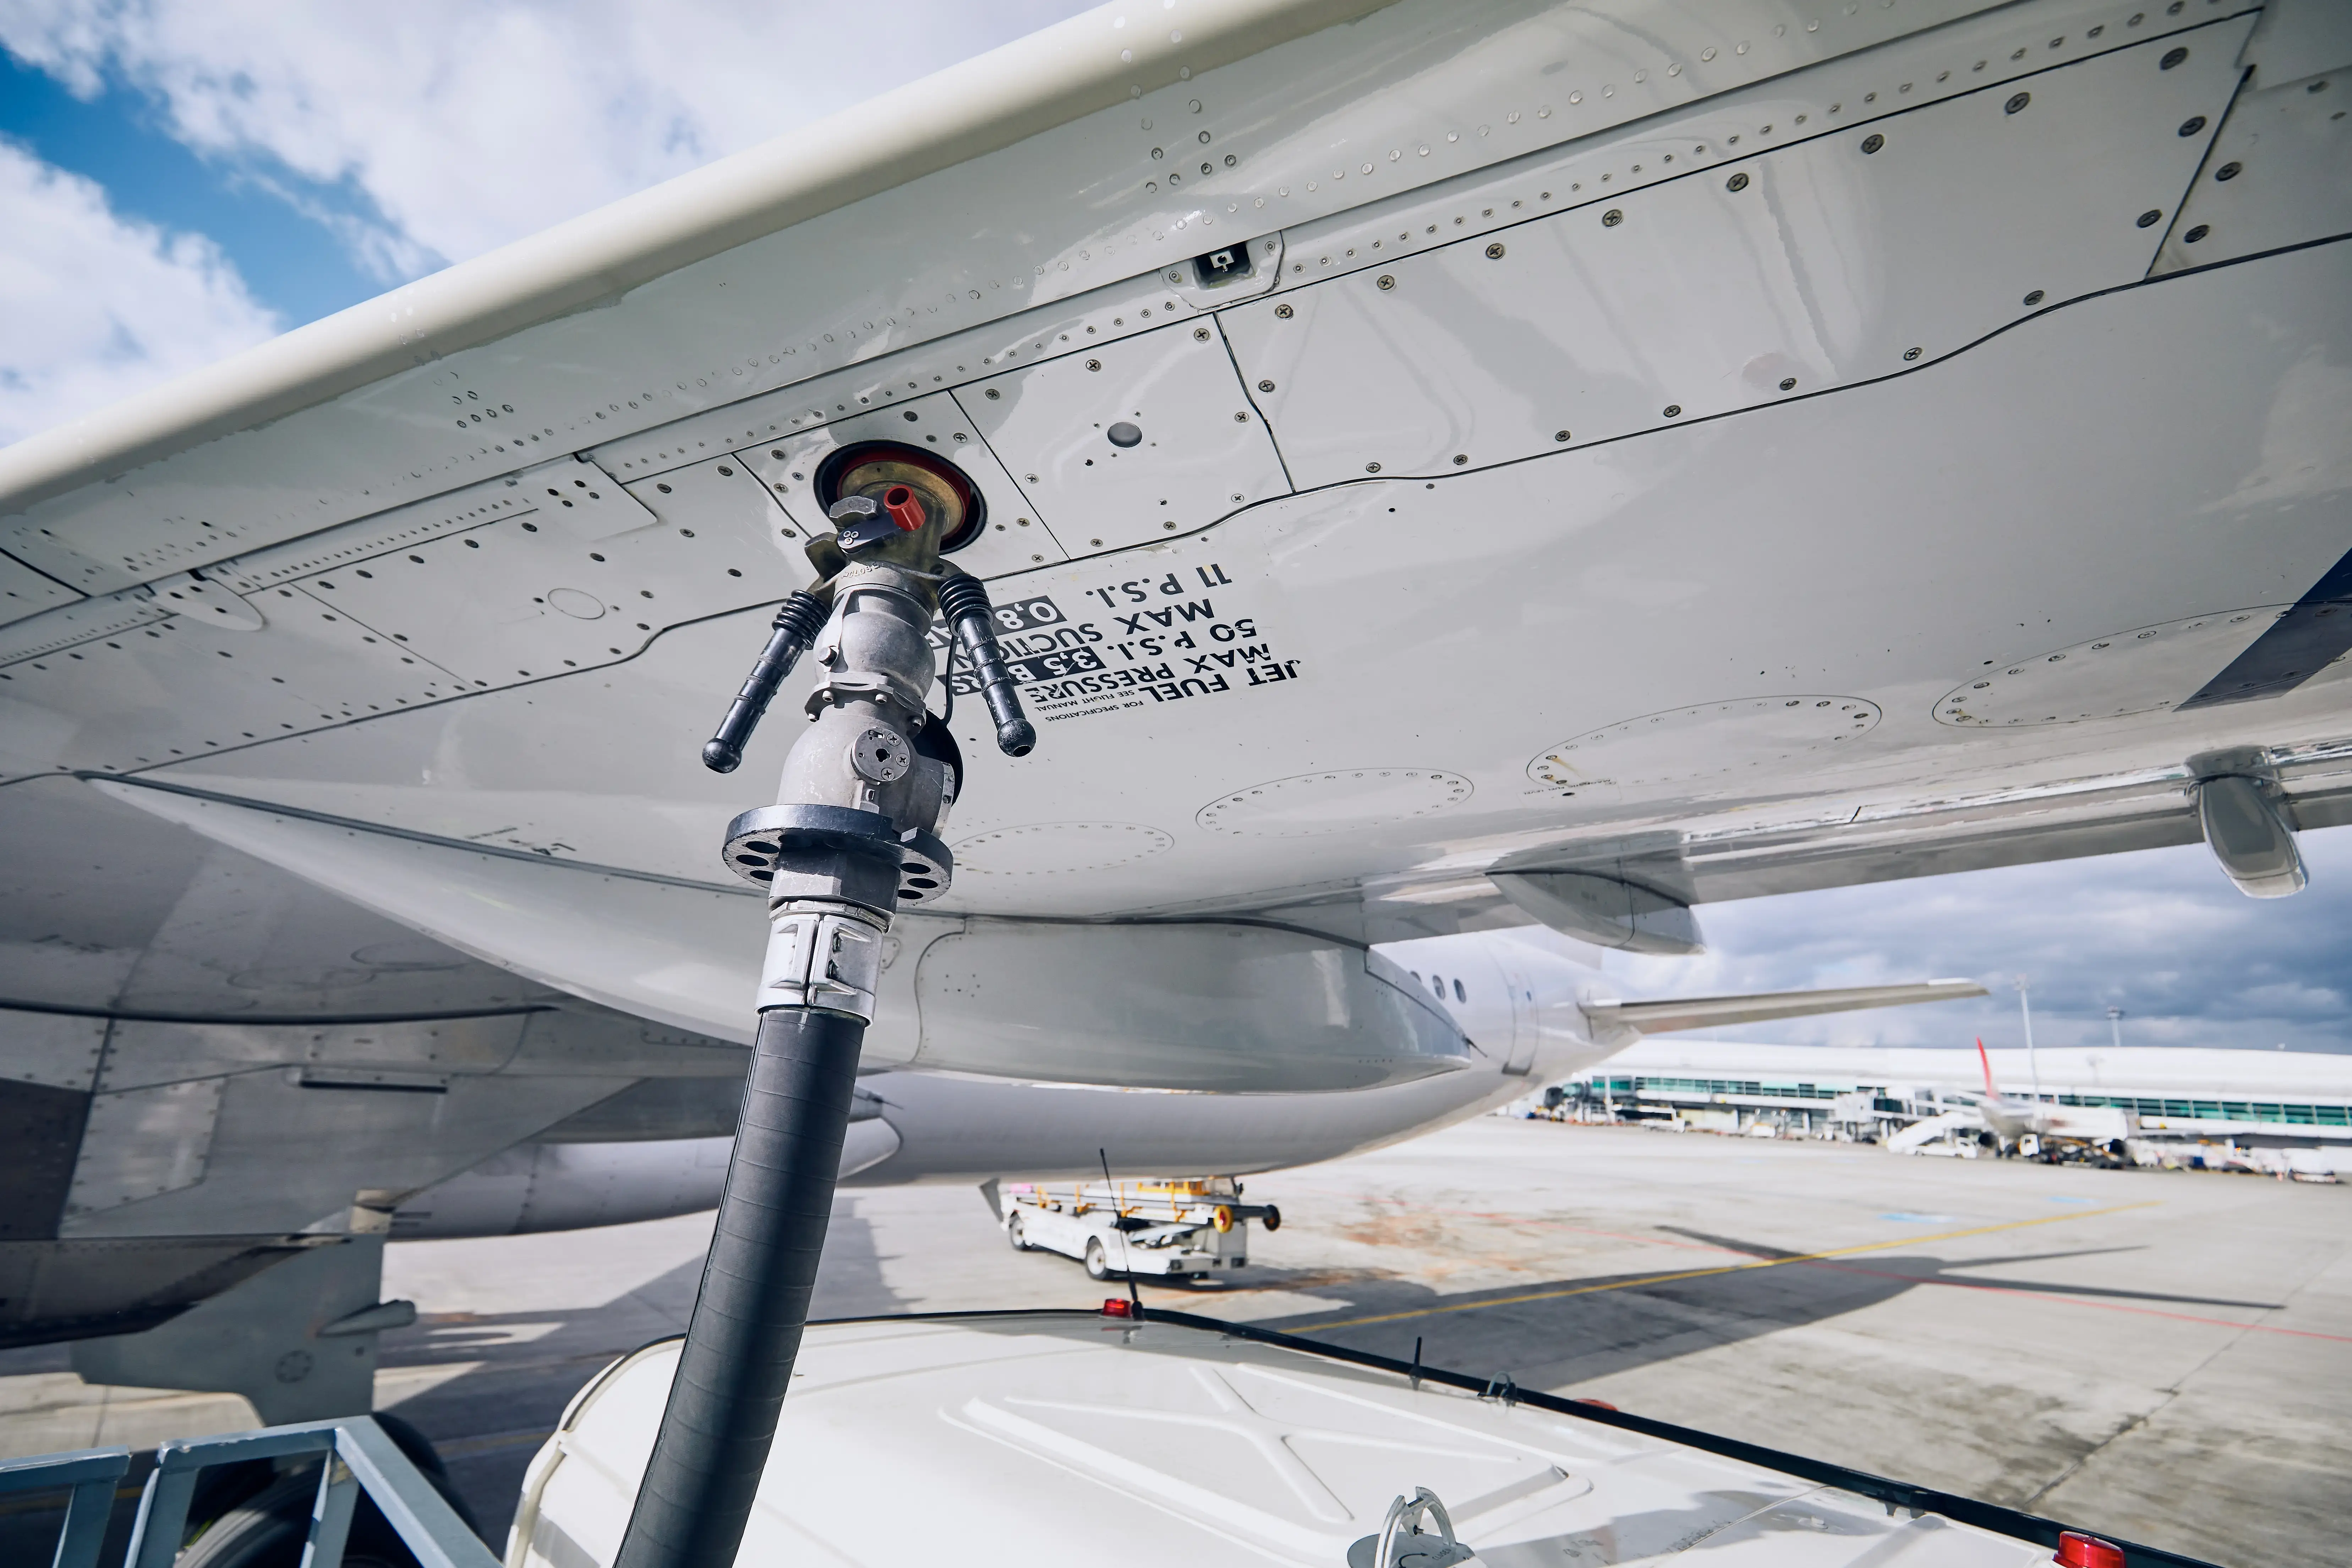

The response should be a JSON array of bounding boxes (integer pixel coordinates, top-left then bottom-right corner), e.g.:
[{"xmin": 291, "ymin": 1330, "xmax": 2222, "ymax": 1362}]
[{"xmin": 0, "ymin": 0, "xmax": 2342, "ymax": 1447}]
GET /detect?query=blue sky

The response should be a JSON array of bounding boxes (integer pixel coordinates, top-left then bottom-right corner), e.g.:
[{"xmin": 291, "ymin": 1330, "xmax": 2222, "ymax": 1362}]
[
  {"xmin": 0, "ymin": 46, "xmax": 384, "ymax": 326},
  {"xmin": 2, "ymin": 2, "xmax": 2346, "ymax": 1054},
  {"xmin": 0, "ymin": 0, "xmax": 1097, "ymax": 443}
]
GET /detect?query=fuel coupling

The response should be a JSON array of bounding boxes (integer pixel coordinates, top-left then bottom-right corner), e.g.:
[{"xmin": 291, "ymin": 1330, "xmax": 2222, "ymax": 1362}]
[{"xmin": 713, "ymin": 488, "xmax": 1037, "ymax": 1015}]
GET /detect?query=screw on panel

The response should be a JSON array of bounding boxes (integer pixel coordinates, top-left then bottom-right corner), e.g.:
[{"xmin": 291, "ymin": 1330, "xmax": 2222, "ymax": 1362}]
[
  {"xmin": 1779, "ymin": 377, "xmax": 1797, "ymax": 390},
  {"xmin": 985, "ymin": 388, "xmax": 1001, "ymax": 399},
  {"xmin": 1602, "ymin": 208, "xmax": 1623, "ymax": 226},
  {"xmin": 1484, "ymin": 242, "xmax": 1505, "ymax": 258},
  {"xmin": 1554, "ymin": 429, "xmax": 1571, "ymax": 441},
  {"xmin": 1726, "ymin": 172, "xmax": 1749, "ymax": 191},
  {"xmin": 1085, "ymin": 358, "xmax": 1103, "ymax": 371},
  {"xmin": 2160, "ymin": 46, "xmax": 2187, "ymax": 69},
  {"xmin": 1861, "ymin": 133, "xmax": 1885, "ymax": 153},
  {"xmin": 1234, "ymin": 412, "xmax": 1249, "ymax": 422},
  {"xmin": 1194, "ymin": 327, "xmax": 1211, "ymax": 340},
  {"xmin": 1452, "ymin": 453, "xmax": 1469, "ymax": 465},
  {"xmin": 2136, "ymin": 209, "xmax": 2163, "ymax": 227},
  {"xmin": 1274, "ymin": 303, "xmax": 1295, "ymax": 318},
  {"xmin": 2023, "ymin": 289, "xmax": 2045, "ymax": 306},
  {"xmin": 1258, "ymin": 379, "xmax": 1276, "ymax": 392},
  {"xmin": 1662, "ymin": 405, "xmax": 1682, "ymax": 418},
  {"xmin": 1377, "ymin": 274, "xmax": 1396, "ymax": 290},
  {"xmin": 2215, "ymin": 161, "xmax": 2241, "ymax": 180},
  {"xmin": 1903, "ymin": 347, "xmax": 1923, "ymax": 361},
  {"xmin": 2006, "ymin": 93, "xmax": 2031, "ymax": 114},
  {"xmin": 2184, "ymin": 224, "xmax": 2210, "ymax": 243},
  {"xmin": 2178, "ymin": 116, "xmax": 2206, "ymax": 136},
  {"xmin": 1366, "ymin": 462, "xmax": 1383, "ymax": 473}
]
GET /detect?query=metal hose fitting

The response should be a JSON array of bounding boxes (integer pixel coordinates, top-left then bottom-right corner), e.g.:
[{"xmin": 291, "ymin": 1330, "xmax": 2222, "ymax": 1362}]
[
  {"xmin": 936, "ymin": 572, "xmax": 1036, "ymax": 757},
  {"xmin": 702, "ymin": 591, "xmax": 830, "ymax": 773}
]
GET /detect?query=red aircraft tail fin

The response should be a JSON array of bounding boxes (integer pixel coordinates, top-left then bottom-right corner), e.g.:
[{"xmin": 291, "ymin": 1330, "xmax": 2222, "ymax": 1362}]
[{"xmin": 1975, "ymin": 1036, "xmax": 1997, "ymax": 1098}]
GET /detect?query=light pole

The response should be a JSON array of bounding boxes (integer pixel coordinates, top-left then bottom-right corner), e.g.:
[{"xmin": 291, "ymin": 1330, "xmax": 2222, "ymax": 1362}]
[{"xmin": 2014, "ymin": 976, "xmax": 2042, "ymax": 1104}]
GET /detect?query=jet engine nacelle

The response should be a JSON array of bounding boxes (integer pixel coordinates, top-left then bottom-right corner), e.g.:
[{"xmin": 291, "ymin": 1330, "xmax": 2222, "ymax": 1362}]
[{"xmin": 895, "ymin": 919, "xmax": 1472, "ymax": 1092}]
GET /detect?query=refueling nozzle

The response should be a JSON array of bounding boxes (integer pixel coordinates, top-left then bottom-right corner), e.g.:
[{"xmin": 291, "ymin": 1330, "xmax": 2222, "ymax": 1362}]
[
  {"xmin": 937, "ymin": 569, "xmax": 1035, "ymax": 757},
  {"xmin": 701, "ymin": 590, "xmax": 829, "ymax": 773}
]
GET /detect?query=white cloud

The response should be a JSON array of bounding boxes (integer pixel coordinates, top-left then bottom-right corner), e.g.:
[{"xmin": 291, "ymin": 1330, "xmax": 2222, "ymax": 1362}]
[
  {"xmin": 0, "ymin": 138, "xmax": 278, "ymax": 447},
  {"xmin": 1571, "ymin": 824, "xmax": 2352, "ymax": 1053},
  {"xmin": 0, "ymin": 0, "xmax": 1097, "ymax": 275}
]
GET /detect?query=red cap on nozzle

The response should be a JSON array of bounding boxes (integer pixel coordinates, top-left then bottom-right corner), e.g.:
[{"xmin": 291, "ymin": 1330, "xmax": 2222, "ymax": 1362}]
[
  {"xmin": 1101, "ymin": 1298, "xmax": 1136, "ymax": 1318},
  {"xmin": 882, "ymin": 485, "xmax": 926, "ymax": 532}
]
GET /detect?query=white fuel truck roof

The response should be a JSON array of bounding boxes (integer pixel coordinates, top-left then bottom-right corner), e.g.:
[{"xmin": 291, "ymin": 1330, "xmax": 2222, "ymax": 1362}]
[{"xmin": 510, "ymin": 1311, "xmax": 2061, "ymax": 1567}]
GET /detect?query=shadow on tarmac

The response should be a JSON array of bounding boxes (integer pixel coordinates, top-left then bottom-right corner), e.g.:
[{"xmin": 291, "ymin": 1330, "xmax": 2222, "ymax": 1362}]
[{"xmin": 1231, "ymin": 1230, "xmax": 2286, "ymax": 1398}]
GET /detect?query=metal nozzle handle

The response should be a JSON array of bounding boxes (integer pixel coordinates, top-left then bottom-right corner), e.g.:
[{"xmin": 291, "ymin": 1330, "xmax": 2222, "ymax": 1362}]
[
  {"xmin": 702, "ymin": 592, "xmax": 828, "ymax": 773},
  {"xmin": 936, "ymin": 574, "xmax": 1035, "ymax": 758}
]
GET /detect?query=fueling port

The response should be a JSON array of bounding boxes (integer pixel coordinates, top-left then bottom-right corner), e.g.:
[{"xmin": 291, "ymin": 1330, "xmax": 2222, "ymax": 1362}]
[{"xmin": 815, "ymin": 441, "xmax": 986, "ymax": 553}]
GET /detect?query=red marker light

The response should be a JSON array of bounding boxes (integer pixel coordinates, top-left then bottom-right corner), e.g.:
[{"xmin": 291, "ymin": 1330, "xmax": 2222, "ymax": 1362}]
[
  {"xmin": 2054, "ymin": 1532, "xmax": 2124, "ymax": 1568},
  {"xmin": 1101, "ymin": 1298, "xmax": 1135, "ymax": 1318},
  {"xmin": 882, "ymin": 485, "xmax": 926, "ymax": 531}
]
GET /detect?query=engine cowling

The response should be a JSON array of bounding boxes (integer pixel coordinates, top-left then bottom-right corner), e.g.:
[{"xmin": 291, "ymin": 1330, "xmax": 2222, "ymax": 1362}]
[{"xmin": 904, "ymin": 919, "xmax": 1471, "ymax": 1092}]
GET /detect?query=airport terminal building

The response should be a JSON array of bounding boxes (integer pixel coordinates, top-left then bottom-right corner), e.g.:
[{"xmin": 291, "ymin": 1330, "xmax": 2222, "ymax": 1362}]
[{"xmin": 1559, "ymin": 1042, "xmax": 2352, "ymax": 1152}]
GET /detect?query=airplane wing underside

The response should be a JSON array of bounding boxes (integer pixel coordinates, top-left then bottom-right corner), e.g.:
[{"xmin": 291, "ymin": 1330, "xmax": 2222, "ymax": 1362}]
[{"xmin": 2, "ymin": 0, "xmax": 2349, "ymax": 984}]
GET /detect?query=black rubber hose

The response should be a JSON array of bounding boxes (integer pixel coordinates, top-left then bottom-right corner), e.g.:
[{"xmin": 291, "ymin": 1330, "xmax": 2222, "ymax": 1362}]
[
  {"xmin": 612, "ymin": 1005, "xmax": 865, "ymax": 1568},
  {"xmin": 936, "ymin": 574, "xmax": 1036, "ymax": 757},
  {"xmin": 702, "ymin": 592, "xmax": 830, "ymax": 773}
]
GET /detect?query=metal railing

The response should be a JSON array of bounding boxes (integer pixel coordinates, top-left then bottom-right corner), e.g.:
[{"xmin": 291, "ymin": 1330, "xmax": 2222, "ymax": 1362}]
[{"xmin": 0, "ymin": 1415, "xmax": 497, "ymax": 1568}]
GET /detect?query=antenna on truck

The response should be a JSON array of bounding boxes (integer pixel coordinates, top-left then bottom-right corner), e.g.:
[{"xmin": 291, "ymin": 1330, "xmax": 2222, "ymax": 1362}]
[{"xmin": 1100, "ymin": 1147, "xmax": 1143, "ymax": 1316}]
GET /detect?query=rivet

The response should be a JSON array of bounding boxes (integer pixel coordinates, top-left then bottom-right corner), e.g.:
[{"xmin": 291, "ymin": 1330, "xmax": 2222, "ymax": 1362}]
[
  {"xmin": 1258, "ymin": 379, "xmax": 1276, "ymax": 392},
  {"xmin": 1903, "ymin": 346, "xmax": 1923, "ymax": 360},
  {"xmin": 2184, "ymin": 223, "xmax": 2210, "ymax": 243},
  {"xmin": 2006, "ymin": 92, "xmax": 2030, "ymax": 114},
  {"xmin": 1861, "ymin": 133, "xmax": 1885, "ymax": 153},
  {"xmin": 1662, "ymin": 405, "xmax": 1682, "ymax": 418},
  {"xmin": 1377, "ymin": 273, "xmax": 1396, "ymax": 289},
  {"xmin": 2023, "ymin": 289, "xmax": 2045, "ymax": 305},
  {"xmin": 1602, "ymin": 208, "xmax": 1623, "ymax": 226},
  {"xmin": 1779, "ymin": 377, "xmax": 1796, "ymax": 390},
  {"xmin": 2136, "ymin": 208, "xmax": 2162, "ymax": 227},
  {"xmin": 2215, "ymin": 161, "xmax": 2241, "ymax": 181},
  {"xmin": 1274, "ymin": 302, "xmax": 1295, "ymax": 318},
  {"xmin": 2178, "ymin": 115, "xmax": 2206, "ymax": 137},
  {"xmin": 1484, "ymin": 242, "xmax": 1505, "ymax": 259}
]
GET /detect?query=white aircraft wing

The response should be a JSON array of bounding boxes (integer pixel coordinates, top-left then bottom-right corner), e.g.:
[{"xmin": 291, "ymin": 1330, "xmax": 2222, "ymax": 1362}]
[
  {"xmin": 1581, "ymin": 979, "xmax": 1989, "ymax": 1039},
  {"xmin": 4, "ymin": 0, "xmax": 2350, "ymax": 982}
]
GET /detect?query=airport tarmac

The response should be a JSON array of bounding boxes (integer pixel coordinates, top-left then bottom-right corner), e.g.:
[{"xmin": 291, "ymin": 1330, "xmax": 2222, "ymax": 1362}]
[{"xmin": 4, "ymin": 1117, "xmax": 2344, "ymax": 1567}]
